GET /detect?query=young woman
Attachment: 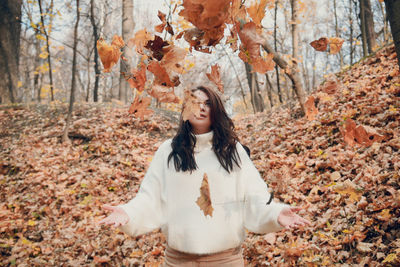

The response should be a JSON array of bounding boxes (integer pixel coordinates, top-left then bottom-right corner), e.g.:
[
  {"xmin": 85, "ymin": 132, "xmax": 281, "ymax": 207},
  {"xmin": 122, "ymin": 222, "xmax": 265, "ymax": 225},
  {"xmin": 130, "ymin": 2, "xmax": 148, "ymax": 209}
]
[{"xmin": 99, "ymin": 86, "xmax": 310, "ymax": 266}]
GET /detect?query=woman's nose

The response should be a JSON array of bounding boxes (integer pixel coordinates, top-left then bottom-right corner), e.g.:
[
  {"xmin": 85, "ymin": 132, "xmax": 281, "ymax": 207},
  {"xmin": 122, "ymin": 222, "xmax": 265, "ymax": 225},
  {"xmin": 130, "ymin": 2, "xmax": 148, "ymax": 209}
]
[{"xmin": 200, "ymin": 103, "xmax": 205, "ymax": 111}]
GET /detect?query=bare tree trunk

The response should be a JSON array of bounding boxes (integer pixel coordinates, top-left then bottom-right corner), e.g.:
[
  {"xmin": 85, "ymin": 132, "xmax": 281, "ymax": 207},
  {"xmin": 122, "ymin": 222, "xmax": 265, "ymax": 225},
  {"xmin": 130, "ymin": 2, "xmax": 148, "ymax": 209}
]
[
  {"xmin": 334, "ymin": 0, "xmax": 344, "ymax": 68},
  {"xmin": 63, "ymin": 0, "xmax": 80, "ymax": 143},
  {"xmin": 274, "ymin": 0, "xmax": 283, "ymax": 104},
  {"xmin": 119, "ymin": 0, "xmax": 134, "ymax": 103},
  {"xmin": 90, "ymin": 0, "xmax": 100, "ymax": 102},
  {"xmin": 260, "ymin": 32, "xmax": 306, "ymax": 115},
  {"xmin": 378, "ymin": 1, "xmax": 389, "ymax": 43},
  {"xmin": 0, "ymin": 0, "xmax": 22, "ymax": 103},
  {"xmin": 359, "ymin": 0, "xmax": 368, "ymax": 56},
  {"xmin": 265, "ymin": 73, "xmax": 273, "ymax": 108},
  {"xmin": 363, "ymin": 0, "xmax": 376, "ymax": 53},
  {"xmin": 38, "ymin": 0, "xmax": 55, "ymax": 101},
  {"xmin": 349, "ymin": 0, "xmax": 354, "ymax": 65},
  {"xmin": 245, "ymin": 63, "xmax": 264, "ymax": 113},
  {"xmin": 385, "ymin": 0, "xmax": 400, "ymax": 67}
]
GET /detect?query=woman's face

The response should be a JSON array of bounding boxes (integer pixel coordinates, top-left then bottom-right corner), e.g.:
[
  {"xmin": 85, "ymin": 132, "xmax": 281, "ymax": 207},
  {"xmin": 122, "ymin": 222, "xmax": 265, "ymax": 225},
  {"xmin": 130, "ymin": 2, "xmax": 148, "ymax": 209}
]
[{"xmin": 188, "ymin": 90, "xmax": 212, "ymax": 134}]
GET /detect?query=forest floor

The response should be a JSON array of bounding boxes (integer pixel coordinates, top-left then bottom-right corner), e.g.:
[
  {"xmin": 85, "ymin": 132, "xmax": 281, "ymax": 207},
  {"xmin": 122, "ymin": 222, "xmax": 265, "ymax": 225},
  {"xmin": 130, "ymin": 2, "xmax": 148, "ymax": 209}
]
[{"xmin": 0, "ymin": 45, "xmax": 399, "ymax": 266}]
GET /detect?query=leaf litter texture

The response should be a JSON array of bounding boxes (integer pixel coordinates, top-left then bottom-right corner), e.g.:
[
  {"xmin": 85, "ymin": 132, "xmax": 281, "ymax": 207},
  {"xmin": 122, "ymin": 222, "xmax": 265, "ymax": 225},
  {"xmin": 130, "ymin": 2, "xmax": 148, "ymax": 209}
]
[{"xmin": 0, "ymin": 45, "xmax": 399, "ymax": 266}]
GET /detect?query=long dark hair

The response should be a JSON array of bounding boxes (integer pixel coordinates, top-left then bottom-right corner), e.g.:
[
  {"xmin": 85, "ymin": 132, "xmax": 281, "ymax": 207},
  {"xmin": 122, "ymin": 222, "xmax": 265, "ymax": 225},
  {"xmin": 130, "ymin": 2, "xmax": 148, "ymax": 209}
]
[{"xmin": 167, "ymin": 86, "xmax": 241, "ymax": 173}]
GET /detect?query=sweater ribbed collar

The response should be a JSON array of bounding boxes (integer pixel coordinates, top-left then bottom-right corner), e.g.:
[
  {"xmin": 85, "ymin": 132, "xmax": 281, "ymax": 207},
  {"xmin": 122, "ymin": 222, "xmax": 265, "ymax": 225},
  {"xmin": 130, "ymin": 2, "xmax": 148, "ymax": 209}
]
[{"xmin": 194, "ymin": 130, "xmax": 213, "ymax": 153}]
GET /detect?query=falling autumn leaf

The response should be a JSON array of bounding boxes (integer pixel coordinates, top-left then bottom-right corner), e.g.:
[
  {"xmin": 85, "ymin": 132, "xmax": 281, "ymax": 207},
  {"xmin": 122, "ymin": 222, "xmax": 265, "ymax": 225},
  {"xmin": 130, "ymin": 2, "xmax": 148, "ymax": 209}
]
[
  {"xmin": 310, "ymin": 37, "xmax": 329, "ymax": 52},
  {"xmin": 247, "ymin": 0, "xmax": 269, "ymax": 26},
  {"xmin": 97, "ymin": 37, "xmax": 122, "ymax": 73},
  {"xmin": 196, "ymin": 173, "xmax": 213, "ymax": 217},
  {"xmin": 304, "ymin": 96, "xmax": 318, "ymax": 121},
  {"xmin": 148, "ymin": 84, "xmax": 180, "ymax": 103},
  {"xmin": 128, "ymin": 29, "xmax": 154, "ymax": 54},
  {"xmin": 155, "ymin": 11, "xmax": 167, "ymax": 33},
  {"xmin": 329, "ymin": 37, "xmax": 344, "ymax": 55},
  {"xmin": 182, "ymin": 90, "xmax": 201, "ymax": 121},
  {"xmin": 206, "ymin": 64, "xmax": 224, "ymax": 93},
  {"xmin": 147, "ymin": 61, "xmax": 174, "ymax": 87},
  {"xmin": 128, "ymin": 95, "xmax": 154, "ymax": 120},
  {"xmin": 111, "ymin": 35, "xmax": 125, "ymax": 49},
  {"xmin": 127, "ymin": 67, "xmax": 147, "ymax": 92},
  {"xmin": 161, "ymin": 46, "xmax": 188, "ymax": 74}
]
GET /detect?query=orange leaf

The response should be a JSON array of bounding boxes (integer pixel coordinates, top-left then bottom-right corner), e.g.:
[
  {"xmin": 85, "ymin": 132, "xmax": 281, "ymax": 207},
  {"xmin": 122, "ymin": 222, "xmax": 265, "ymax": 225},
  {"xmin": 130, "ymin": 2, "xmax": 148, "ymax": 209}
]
[
  {"xmin": 310, "ymin": 37, "xmax": 329, "ymax": 52},
  {"xmin": 182, "ymin": 90, "xmax": 201, "ymax": 121},
  {"xmin": 93, "ymin": 256, "xmax": 110, "ymax": 263},
  {"xmin": 128, "ymin": 29, "xmax": 154, "ymax": 54},
  {"xmin": 161, "ymin": 46, "xmax": 188, "ymax": 74},
  {"xmin": 155, "ymin": 11, "xmax": 166, "ymax": 33},
  {"xmin": 147, "ymin": 61, "xmax": 174, "ymax": 87},
  {"xmin": 128, "ymin": 95, "xmax": 153, "ymax": 120},
  {"xmin": 329, "ymin": 37, "xmax": 344, "ymax": 55},
  {"xmin": 206, "ymin": 64, "xmax": 224, "ymax": 93},
  {"xmin": 96, "ymin": 37, "xmax": 122, "ymax": 73},
  {"xmin": 127, "ymin": 67, "xmax": 146, "ymax": 92},
  {"xmin": 304, "ymin": 96, "xmax": 318, "ymax": 121},
  {"xmin": 196, "ymin": 173, "xmax": 213, "ymax": 217},
  {"xmin": 247, "ymin": 0, "xmax": 269, "ymax": 26},
  {"xmin": 148, "ymin": 84, "xmax": 180, "ymax": 103},
  {"xmin": 111, "ymin": 35, "xmax": 125, "ymax": 48}
]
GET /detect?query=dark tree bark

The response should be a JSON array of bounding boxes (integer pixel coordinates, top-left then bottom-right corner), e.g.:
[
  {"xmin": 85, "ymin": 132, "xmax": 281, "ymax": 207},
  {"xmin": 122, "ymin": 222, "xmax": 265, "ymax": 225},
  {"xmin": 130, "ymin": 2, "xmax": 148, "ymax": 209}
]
[
  {"xmin": 0, "ymin": 0, "xmax": 22, "ymax": 103},
  {"xmin": 90, "ymin": 0, "xmax": 100, "ymax": 102},
  {"xmin": 265, "ymin": 73, "xmax": 274, "ymax": 108},
  {"xmin": 63, "ymin": 0, "xmax": 80, "ymax": 143},
  {"xmin": 244, "ymin": 62, "xmax": 264, "ymax": 113},
  {"xmin": 359, "ymin": 0, "xmax": 377, "ymax": 56},
  {"xmin": 274, "ymin": 0, "xmax": 283, "ymax": 104},
  {"xmin": 385, "ymin": 0, "xmax": 400, "ymax": 67}
]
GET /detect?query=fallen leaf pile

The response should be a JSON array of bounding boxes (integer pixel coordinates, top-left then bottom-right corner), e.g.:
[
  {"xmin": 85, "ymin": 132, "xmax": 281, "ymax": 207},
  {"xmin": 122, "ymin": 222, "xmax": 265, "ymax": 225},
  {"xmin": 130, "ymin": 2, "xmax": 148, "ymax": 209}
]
[
  {"xmin": 0, "ymin": 44, "xmax": 399, "ymax": 266},
  {"xmin": 235, "ymin": 44, "xmax": 400, "ymax": 266}
]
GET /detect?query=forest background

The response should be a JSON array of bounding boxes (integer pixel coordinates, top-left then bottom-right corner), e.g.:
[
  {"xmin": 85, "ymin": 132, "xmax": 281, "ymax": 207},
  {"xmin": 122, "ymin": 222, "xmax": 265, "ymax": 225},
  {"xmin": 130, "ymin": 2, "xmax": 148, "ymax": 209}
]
[{"xmin": 0, "ymin": 0, "xmax": 400, "ymax": 266}]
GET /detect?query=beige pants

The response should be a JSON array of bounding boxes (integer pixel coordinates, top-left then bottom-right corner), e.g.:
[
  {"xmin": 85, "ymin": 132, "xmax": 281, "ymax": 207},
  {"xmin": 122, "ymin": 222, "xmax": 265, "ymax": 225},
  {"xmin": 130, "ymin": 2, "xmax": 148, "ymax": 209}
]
[{"xmin": 163, "ymin": 246, "xmax": 244, "ymax": 267}]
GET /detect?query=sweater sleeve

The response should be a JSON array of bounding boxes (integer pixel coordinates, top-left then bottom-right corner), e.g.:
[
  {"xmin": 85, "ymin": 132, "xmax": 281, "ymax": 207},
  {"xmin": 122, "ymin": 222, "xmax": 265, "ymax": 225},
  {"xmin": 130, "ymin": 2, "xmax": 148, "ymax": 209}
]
[
  {"xmin": 237, "ymin": 143, "xmax": 288, "ymax": 234},
  {"xmin": 117, "ymin": 141, "xmax": 168, "ymax": 236}
]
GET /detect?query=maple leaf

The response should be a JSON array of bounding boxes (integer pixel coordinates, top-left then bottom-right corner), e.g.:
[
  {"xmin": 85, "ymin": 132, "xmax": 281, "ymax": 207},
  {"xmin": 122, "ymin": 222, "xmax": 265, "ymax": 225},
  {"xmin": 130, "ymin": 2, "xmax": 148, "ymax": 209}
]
[
  {"xmin": 247, "ymin": 0, "xmax": 269, "ymax": 26},
  {"xmin": 329, "ymin": 37, "xmax": 344, "ymax": 55},
  {"xmin": 206, "ymin": 64, "xmax": 224, "ymax": 93},
  {"xmin": 111, "ymin": 35, "xmax": 125, "ymax": 49},
  {"xmin": 310, "ymin": 37, "xmax": 329, "ymax": 52},
  {"xmin": 128, "ymin": 95, "xmax": 153, "ymax": 120},
  {"xmin": 128, "ymin": 29, "xmax": 154, "ymax": 54},
  {"xmin": 196, "ymin": 173, "xmax": 213, "ymax": 217},
  {"xmin": 155, "ymin": 11, "xmax": 167, "ymax": 33},
  {"xmin": 127, "ymin": 67, "xmax": 146, "ymax": 92},
  {"xmin": 145, "ymin": 35, "xmax": 170, "ymax": 61},
  {"xmin": 304, "ymin": 96, "xmax": 318, "ymax": 121},
  {"xmin": 160, "ymin": 46, "xmax": 188, "ymax": 74},
  {"xmin": 147, "ymin": 61, "xmax": 174, "ymax": 87},
  {"xmin": 97, "ymin": 37, "xmax": 122, "ymax": 73},
  {"xmin": 182, "ymin": 90, "xmax": 201, "ymax": 121}
]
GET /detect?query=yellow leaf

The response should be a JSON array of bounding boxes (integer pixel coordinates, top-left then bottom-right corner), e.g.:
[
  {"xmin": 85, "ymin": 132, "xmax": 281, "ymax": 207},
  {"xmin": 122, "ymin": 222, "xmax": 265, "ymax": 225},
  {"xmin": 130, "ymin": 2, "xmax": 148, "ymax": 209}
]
[
  {"xmin": 382, "ymin": 253, "xmax": 397, "ymax": 263},
  {"xmin": 36, "ymin": 34, "xmax": 46, "ymax": 41},
  {"xmin": 22, "ymin": 238, "xmax": 31, "ymax": 245},
  {"xmin": 196, "ymin": 173, "xmax": 214, "ymax": 217},
  {"xmin": 333, "ymin": 180, "xmax": 362, "ymax": 203},
  {"xmin": 39, "ymin": 51, "xmax": 49, "ymax": 59},
  {"xmin": 17, "ymin": 81, "xmax": 22, "ymax": 88},
  {"xmin": 80, "ymin": 195, "xmax": 92, "ymax": 206},
  {"xmin": 28, "ymin": 220, "xmax": 36, "ymax": 226}
]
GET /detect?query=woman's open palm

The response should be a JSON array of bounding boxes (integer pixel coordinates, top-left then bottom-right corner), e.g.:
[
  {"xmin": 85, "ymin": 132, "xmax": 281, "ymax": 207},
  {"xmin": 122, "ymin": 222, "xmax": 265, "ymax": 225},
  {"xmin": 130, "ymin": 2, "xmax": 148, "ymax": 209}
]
[
  {"xmin": 98, "ymin": 205, "xmax": 129, "ymax": 227},
  {"xmin": 278, "ymin": 207, "xmax": 310, "ymax": 230}
]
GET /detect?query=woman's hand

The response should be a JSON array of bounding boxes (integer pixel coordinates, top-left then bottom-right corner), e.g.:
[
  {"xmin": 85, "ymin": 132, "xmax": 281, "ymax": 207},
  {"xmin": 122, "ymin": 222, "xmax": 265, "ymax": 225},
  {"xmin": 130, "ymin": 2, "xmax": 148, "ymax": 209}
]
[
  {"xmin": 98, "ymin": 205, "xmax": 130, "ymax": 227},
  {"xmin": 277, "ymin": 206, "xmax": 310, "ymax": 230}
]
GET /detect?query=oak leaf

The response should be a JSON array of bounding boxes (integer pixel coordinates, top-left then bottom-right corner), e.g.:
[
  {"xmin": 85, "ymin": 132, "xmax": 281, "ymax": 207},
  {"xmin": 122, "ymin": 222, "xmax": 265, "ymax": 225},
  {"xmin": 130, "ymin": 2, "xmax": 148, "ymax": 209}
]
[
  {"xmin": 128, "ymin": 95, "xmax": 153, "ymax": 120},
  {"xmin": 196, "ymin": 173, "xmax": 213, "ymax": 217},
  {"xmin": 206, "ymin": 64, "xmax": 224, "ymax": 93}
]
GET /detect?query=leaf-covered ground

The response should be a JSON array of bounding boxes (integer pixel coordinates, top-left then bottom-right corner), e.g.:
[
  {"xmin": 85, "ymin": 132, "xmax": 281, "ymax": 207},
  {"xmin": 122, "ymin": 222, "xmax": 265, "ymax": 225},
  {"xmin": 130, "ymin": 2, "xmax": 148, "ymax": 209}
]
[{"xmin": 0, "ymin": 45, "xmax": 399, "ymax": 266}]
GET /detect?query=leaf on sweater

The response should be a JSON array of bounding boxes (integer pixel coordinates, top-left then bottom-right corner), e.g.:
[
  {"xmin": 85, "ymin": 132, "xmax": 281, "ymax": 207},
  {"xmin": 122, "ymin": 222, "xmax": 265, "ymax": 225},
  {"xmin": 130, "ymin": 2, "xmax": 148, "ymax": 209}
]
[{"xmin": 196, "ymin": 173, "xmax": 214, "ymax": 217}]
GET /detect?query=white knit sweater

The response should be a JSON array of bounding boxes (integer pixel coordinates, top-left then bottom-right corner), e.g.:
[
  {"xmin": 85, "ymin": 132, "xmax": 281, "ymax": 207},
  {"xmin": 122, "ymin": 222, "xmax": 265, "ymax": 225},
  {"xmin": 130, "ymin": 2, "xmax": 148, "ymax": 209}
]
[{"xmin": 119, "ymin": 131, "xmax": 288, "ymax": 254}]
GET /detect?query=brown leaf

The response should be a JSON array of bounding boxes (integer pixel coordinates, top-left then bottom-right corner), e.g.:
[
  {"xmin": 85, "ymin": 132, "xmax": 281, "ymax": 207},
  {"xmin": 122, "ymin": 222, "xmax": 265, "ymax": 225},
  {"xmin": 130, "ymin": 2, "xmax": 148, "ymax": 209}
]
[
  {"xmin": 148, "ymin": 84, "xmax": 180, "ymax": 103},
  {"xmin": 147, "ymin": 61, "xmax": 174, "ymax": 87},
  {"xmin": 310, "ymin": 37, "xmax": 329, "ymax": 52},
  {"xmin": 127, "ymin": 67, "xmax": 146, "ymax": 92},
  {"xmin": 93, "ymin": 255, "xmax": 110, "ymax": 263},
  {"xmin": 206, "ymin": 64, "xmax": 224, "ymax": 93},
  {"xmin": 161, "ymin": 46, "xmax": 188, "ymax": 74},
  {"xmin": 145, "ymin": 35, "xmax": 170, "ymax": 61},
  {"xmin": 111, "ymin": 35, "xmax": 125, "ymax": 49},
  {"xmin": 155, "ymin": 11, "xmax": 167, "ymax": 33},
  {"xmin": 128, "ymin": 29, "xmax": 154, "ymax": 54},
  {"xmin": 304, "ymin": 96, "xmax": 318, "ymax": 121},
  {"xmin": 128, "ymin": 95, "xmax": 153, "ymax": 120},
  {"xmin": 196, "ymin": 173, "xmax": 213, "ymax": 217}
]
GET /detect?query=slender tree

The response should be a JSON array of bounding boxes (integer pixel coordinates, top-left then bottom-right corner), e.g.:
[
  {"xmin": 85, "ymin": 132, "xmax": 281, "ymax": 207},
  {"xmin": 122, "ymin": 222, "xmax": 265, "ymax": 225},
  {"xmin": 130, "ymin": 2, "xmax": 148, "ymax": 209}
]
[
  {"xmin": 0, "ymin": 0, "xmax": 22, "ymax": 103},
  {"xmin": 274, "ymin": 0, "xmax": 283, "ymax": 104},
  {"xmin": 90, "ymin": 0, "xmax": 100, "ymax": 102},
  {"xmin": 63, "ymin": 0, "xmax": 81, "ymax": 143},
  {"xmin": 385, "ymin": 0, "xmax": 400, "ymax": 67}
]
